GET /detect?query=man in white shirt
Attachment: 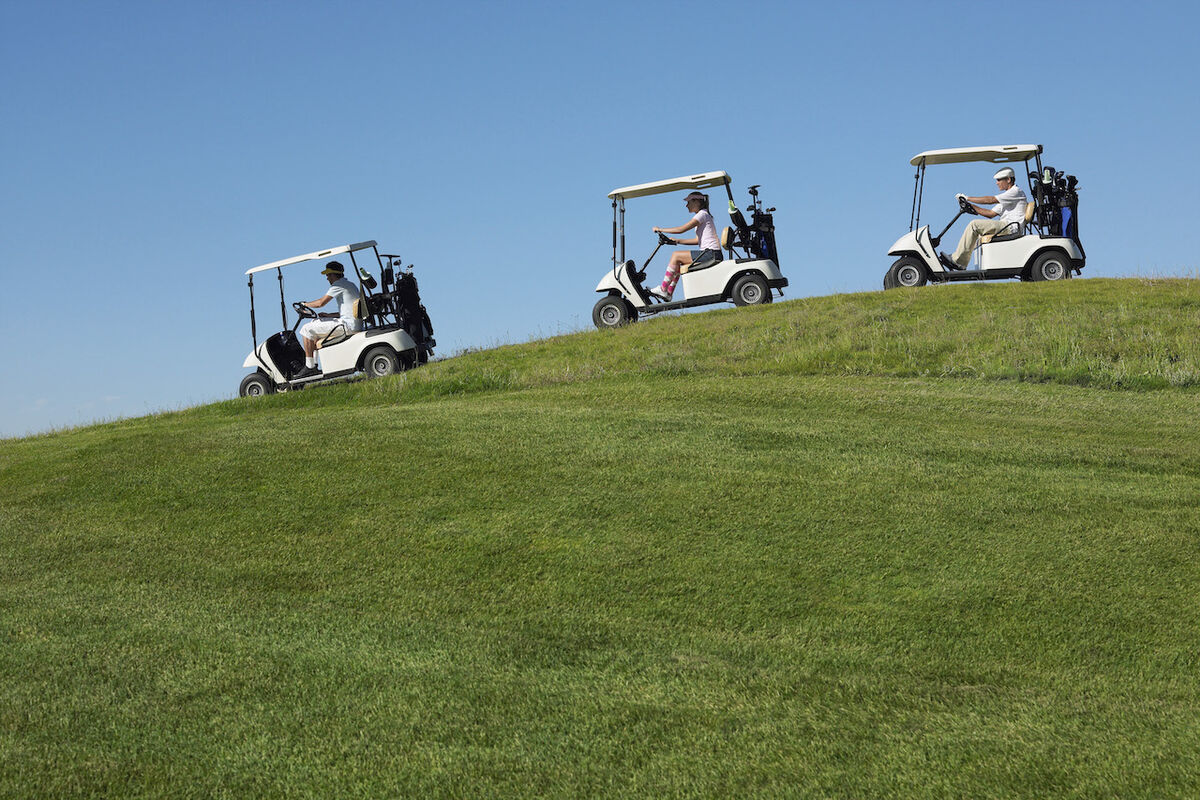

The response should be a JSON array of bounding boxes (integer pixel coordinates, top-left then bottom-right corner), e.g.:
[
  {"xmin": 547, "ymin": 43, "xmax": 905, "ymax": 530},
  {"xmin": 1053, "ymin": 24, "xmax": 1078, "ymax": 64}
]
[
  {"xmin": 945, "ymin": 167, "xmax": 1028, "ymax": 268},
  {"xmin": 294, "ymin": 261, "xmax": 364, "ymax": 378}
]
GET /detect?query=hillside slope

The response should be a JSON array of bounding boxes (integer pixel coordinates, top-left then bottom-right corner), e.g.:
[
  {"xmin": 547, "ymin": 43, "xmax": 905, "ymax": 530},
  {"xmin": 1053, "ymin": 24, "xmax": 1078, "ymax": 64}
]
[
  {"xmin": 3, "ymin": 279, "xmax": 1199, "ymax": 798},
  {"xmin": 227, "ymin": 276, "xmax": 1200, "ymax": 417}
]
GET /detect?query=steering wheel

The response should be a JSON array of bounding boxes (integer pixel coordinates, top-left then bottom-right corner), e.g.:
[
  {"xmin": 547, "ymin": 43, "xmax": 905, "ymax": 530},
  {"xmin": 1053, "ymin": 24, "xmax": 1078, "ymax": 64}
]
[
  {"xmin": 292, "ymin": 301, "xmax": 317, "ymax": 319},
  {"xmin": 958, "ymin": 195, "xmax": 979, "ymax": 215},
  {"xmin": 657, "ymin": 232, "xmax": 678, "ymax": 246}
]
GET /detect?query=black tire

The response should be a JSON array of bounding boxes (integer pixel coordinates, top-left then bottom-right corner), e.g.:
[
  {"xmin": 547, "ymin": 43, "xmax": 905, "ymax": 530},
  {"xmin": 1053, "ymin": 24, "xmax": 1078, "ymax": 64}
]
[
  {"xmin": 239, "ymin": 372, "xmax": 275, "ymax": 398},
  {"xmin": 885, "ymin": 257, "xmax": 928, "ymax": 289},
  {"xmin": 363, "ymin": 345, "xmax": 400, "ymax": 378},
  {"xmin": 731, "ymin": 273, "xmax": 769, "ymax": 306},
  {"xmin": 593, "ymin": 295, "xmax": 633, "ymax": 328},
  {"xmin": 1028, "ymin": 250, "xmax": 1070, "ymax": 282}
]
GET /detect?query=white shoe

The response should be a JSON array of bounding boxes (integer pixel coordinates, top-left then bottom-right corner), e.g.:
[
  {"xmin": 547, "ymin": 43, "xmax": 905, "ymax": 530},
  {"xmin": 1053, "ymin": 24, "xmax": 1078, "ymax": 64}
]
[{"xmin": 648, "ymin": 285, "xmax": 671, "ymax": 300}]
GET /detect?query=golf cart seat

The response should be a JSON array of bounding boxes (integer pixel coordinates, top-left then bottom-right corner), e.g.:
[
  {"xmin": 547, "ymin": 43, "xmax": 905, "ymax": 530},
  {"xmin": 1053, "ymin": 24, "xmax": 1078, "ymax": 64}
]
[
  {"xmin": 314, "ymin": 298, "xmax": 364, "ymax": 349},
  {"xmin": 981, "ymin": 202, "xmax": 1037, "ymax": 245},
  {"xmin": 679, "ymin": 249, "xmax": 722, "ymax": 275}
]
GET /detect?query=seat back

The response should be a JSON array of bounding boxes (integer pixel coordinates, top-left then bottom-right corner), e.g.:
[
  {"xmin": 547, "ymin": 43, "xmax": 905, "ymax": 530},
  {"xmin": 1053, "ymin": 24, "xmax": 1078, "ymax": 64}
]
[{"xmin": 720, "ymin": 226, "xmax": 735, "ymax": 250}]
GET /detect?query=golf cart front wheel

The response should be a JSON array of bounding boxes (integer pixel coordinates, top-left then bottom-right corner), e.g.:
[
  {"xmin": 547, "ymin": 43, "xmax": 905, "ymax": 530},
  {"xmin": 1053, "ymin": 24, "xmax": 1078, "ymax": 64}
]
[
  {"xmin": 593, "ymin": 295, "xmax": 635, "ymax": 328},
  {"xmin": 239, "ymin": 372, "xmax": 275, "ymax": 398},
  {"xmin": 1029, "ymin": 251, "xmax": 1070, "ymax": 282},
  {"xmin": 886, "ymin": 257, "xmax": 928, "ymax": 289},
  {"xmin": 731, "ymin": 273, "xmax": 769, "ymax": 306},
  {"xmin": 363, "ymin": 345, "xmax": 401, "ymax": 378}
]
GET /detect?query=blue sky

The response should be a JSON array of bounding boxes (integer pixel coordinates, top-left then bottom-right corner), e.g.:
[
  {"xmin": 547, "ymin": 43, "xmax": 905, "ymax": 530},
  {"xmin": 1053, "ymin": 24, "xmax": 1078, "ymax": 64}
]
[{"xmin": 2, "ymin": 0, "xmax": 1197, "ymax": 438}]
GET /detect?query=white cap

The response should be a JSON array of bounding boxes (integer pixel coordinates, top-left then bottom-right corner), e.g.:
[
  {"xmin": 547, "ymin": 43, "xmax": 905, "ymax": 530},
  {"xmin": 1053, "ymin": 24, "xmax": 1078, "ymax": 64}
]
[{"xmin": 993, "ymin": 167, "xmax": 1016, "ymax": 181}]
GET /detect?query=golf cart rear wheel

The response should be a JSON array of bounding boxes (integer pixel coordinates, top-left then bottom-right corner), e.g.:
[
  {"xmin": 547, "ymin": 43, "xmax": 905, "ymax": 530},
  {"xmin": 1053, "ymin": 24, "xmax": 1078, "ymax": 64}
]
[
  {"xmin": 886, "ymin": 257, "xmax": 928, "ymax": 289},
  {"xmin": 593, "ymin": 295, "xmax": 634, "ymax": 328},
  {"xmin": 363, "ymin": 345, "xmax": 401, "ymax": 378},
  {"xmin": 239, "ymin": 372, "xmax": 275, "ymax": 397},
  {"xmin": 1029, "ymin": 251, "xmax": 1070, "ymax": 282},
  {"xmin": 731, "ymin": 273, "xmax": 769, "ymax": 306}
]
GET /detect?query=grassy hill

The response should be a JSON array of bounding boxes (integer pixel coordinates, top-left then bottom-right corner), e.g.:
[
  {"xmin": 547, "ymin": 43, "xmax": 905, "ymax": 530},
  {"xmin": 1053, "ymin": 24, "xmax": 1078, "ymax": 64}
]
[{"xmin": 3, "ymin": 278, "xmax": 1200, "ymax": 798}]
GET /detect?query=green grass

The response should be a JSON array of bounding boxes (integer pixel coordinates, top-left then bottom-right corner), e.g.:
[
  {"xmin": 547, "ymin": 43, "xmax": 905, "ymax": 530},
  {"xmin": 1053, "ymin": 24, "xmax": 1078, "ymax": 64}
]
[{"xmin": 3, "ymin": 278, "xmax": 1200, "ymax": 797}]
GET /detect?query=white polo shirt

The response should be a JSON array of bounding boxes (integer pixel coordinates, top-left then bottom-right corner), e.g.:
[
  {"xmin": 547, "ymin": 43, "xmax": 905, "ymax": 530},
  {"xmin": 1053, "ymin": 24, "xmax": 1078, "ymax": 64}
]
[
  {"xmin": 992, "ymin": 186, "xmax": 1028, "ymax": 228},
  {"xmin": 326, "ymin": 278, "xmax": 364, "ymax": 332}
]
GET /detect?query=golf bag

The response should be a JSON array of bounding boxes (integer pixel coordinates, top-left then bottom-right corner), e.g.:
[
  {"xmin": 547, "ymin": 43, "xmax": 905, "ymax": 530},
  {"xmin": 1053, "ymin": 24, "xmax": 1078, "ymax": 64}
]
[
  {"xmin": 363, "ymin": 266, "xmax": 436, "ymax": 360},
  {"xmin": 726, "ymin": 189, "xmax": 780, "ymax": 265},
  {"xmin": 1030, "ymin": 167, "xmax": 1080, "ymax": 242},
  {"xmin": 393, "ymin": 271, "xmax": 435, "ymax": 354}
]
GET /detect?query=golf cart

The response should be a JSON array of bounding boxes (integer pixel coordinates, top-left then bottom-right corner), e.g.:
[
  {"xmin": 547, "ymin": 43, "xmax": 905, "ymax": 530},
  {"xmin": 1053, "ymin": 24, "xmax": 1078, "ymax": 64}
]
[
  {"xmin": 883, "ymin": 144, "xmax": 1084, "ymax": 289},
  {"xmin": 239, "ymin": 240, "xmax": 436, "ymax": 397},
  {"xmin": 592, "ymin": 171, "xmax": 787, "ymax": 328}
]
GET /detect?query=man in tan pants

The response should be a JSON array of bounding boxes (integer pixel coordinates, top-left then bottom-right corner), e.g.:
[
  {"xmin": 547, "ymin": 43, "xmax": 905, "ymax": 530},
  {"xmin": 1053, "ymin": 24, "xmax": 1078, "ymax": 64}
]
[{"xmin": 944, "ymin": 167, "xmax": 1028, "ymax": 268}]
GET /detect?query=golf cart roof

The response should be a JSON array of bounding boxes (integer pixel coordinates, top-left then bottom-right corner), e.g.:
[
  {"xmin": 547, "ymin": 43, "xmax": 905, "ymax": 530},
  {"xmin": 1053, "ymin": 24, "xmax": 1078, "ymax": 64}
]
[
  {"xmin": 909, "ymin": 144, "xmax": 1042, "ymax": 167},
  {"xmin": 245, "ymin": 240, "xmax": 378, "ymax": 275},
  {"xmin": 608, "ymin": 171, "xmax": 730, "ymax": 200}
]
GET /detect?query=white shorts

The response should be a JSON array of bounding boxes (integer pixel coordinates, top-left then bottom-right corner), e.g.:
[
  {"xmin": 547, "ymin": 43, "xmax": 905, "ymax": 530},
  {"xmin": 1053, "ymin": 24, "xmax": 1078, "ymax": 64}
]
[{"xmin": 298, "ymin": 319, "xmax": 347, "ymax": 342}]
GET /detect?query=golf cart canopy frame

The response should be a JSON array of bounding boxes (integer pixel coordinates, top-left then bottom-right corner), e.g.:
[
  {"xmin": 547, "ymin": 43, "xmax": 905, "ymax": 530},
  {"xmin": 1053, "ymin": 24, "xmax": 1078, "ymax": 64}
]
[
  {"xmin": 245, "ymin": 240, "xmax": 379, "ymax": 275},
  {"xmin": 245, "ymin": 240, "xmax": 388, "ymax": 348},
  {"xmin": 909, "ymin": 144, "xmax": 1045, "ymax": 232},
  {"xmin": 608, "ymin": 171, "xmax": 731, "ymax": 200},
  {"xmin": 609, "ymin": 171, "xmax": 736, "ymax": 269},
  {"xmin": 909, "ymin": 144, "xmax": 1042, "ymax": 167}
]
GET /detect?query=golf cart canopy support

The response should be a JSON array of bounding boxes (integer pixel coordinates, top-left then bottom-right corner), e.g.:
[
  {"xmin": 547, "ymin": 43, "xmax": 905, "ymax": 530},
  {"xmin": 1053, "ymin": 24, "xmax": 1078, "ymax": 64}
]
[
  {"xmin": 245, "ymin": 240, "xmax": 386, "ymax": 348},
  {"xmin": 909, "ymin": 145, "xmax": 1046, "ymax": 232},
  {"xmin": 609, "ymin": 171, "xmax": 736, "ymax": 269}
]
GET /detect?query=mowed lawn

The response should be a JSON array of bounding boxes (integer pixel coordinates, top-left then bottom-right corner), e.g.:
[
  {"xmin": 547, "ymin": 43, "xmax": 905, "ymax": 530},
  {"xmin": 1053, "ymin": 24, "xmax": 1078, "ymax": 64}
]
[{"xmin": 3, "ymin": 367, "xmax": 1199, "ymax": 797}]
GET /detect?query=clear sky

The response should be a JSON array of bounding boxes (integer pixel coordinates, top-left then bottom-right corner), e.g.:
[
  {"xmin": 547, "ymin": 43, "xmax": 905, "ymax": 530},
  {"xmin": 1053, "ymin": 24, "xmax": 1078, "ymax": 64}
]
[{"xmin": 2, "ymin": 0, "xmax": 1197, "ymax": 438}]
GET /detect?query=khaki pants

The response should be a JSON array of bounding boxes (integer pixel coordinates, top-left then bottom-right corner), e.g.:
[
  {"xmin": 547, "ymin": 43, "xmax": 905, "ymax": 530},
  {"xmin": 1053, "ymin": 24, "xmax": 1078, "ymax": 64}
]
[{"xmin": 952, "ymin": 218, "xmax": 1007, "ymax": 267}]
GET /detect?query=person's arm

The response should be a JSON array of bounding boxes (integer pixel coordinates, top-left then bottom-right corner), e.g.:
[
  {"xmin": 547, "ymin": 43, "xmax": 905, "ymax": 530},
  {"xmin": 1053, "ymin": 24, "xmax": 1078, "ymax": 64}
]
[
  {"xmin": 653, "ymin": 217, "xmax": 701, "ymax": 236},
  {"xmin": 305, "ymin": 294, "xmax": 333, "ymax": 310},
  {"xmin": 962, "ymin": 193, "xmax": 999, "ymax": 217}
]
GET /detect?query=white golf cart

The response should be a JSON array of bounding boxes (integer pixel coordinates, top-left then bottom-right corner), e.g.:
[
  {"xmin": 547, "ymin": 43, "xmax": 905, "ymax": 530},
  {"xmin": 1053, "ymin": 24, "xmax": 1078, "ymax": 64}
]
[
  {"xmin": 239, "ymin": 240, "xmax": 436, "ymax": 397},
  {"xmin": 592, "ymin": 171, "xmax": 787, "ymax": 328},
  {"xmin": 884, "ymin": 144, "xmax": 1084, "ymax": 289}
]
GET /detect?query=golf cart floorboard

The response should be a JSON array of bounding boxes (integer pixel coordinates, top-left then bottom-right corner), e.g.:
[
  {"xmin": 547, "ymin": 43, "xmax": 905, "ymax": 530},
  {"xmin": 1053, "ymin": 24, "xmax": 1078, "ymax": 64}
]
[
  {"xmin": 283, "ymin": 367, "xmax": 357, "ymax": 388},
  {"xmin": 639, "ymin": 278, "xmax": 787, "ymax": 314},
  {"xmin": 641, "ymin": 293, "xmax": 725, "ymax": 314},
  {"xmin": 933, "ymin": 267, "xmax": 1025, "ymax": 282}
]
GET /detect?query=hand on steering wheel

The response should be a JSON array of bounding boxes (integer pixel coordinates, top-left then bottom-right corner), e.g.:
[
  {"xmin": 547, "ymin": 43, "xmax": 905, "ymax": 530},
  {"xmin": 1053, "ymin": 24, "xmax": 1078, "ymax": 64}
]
[
  {"xmin": 657, "ymin": 231, "xmax": 677, "ymax": 246},
  {"xmin": 957, "ymin": 195, "xmax": 978, "ymax": 215},
  {"xmin": 292, "ymin": 301, "xmax": 317, "ymax": 319}
]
